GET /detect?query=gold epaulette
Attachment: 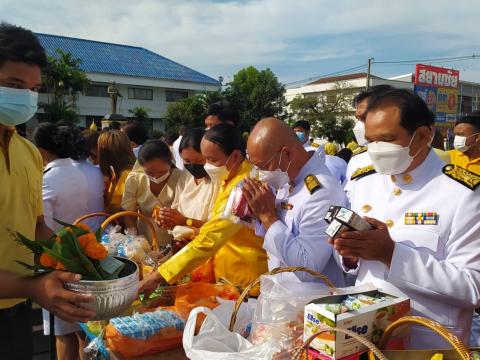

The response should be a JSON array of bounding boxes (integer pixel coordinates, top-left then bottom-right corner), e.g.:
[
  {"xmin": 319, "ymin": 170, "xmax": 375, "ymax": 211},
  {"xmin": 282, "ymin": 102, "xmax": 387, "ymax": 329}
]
[
  {"xmin": 304, "ymin": 174, "xmax": 322, "ymax": 194},
  {"xmin": 352, "ymin": 146, "xmax": 368, "ymax": 157},
  {"xmin": 350, "ymin": 164, "xmax": 376, "ymax": 181},
  {"xmin": 442, "ymin": 164, "xmax": 480, "ymax": 191},
  {"xmin": 311, "ymin": 143, "xmax": 320, "ymax": 148}
]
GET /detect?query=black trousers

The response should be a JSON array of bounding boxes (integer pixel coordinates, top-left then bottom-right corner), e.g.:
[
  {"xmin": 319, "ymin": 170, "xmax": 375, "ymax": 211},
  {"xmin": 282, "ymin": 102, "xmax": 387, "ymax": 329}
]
[{"xmin": 0, "ymin": 301, "xmax": 34, "ymax": 360}]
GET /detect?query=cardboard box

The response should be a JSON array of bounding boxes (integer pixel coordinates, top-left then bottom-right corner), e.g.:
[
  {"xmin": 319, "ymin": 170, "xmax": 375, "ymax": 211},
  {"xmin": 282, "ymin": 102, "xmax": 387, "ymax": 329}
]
[{"xmin": 304, "ymin": 290, "xmax": 410, "ymax": 359}]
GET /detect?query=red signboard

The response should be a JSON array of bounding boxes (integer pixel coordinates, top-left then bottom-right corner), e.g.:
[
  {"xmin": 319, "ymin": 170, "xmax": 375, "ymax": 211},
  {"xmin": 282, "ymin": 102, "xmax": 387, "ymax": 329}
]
[{"xmin": 414, "ymin": 64, "xmax": 459, "ymax": 89}]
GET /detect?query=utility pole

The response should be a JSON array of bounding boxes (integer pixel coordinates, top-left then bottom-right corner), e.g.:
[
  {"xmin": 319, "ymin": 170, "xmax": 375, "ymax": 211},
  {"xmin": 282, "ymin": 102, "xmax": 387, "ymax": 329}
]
[{"xmin": 366, "ymin": 58, "xmax": 374, "ymax": 89}]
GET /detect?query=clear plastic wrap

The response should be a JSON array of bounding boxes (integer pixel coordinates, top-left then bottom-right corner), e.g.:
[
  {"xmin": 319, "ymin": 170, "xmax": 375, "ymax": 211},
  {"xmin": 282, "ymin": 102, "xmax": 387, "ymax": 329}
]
[{"xmin": 222, "ymin": 180, "xmax": 256, "ymax": 228}]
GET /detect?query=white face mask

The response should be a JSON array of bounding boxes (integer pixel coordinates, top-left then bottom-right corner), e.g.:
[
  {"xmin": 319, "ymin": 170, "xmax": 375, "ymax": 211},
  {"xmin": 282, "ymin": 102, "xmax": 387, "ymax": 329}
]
[
  {"xmin": 147, "ymin": 171, "xmax": 170, "ymax": 184},
  {"xmin": 454, "ymin": 133, "xmax": 478, "ymax": 152},
  {"xmin": 353, "ymin": 121, "xmax": 368, "ymax": 146},
  {"xmin": 204, "ymin": 155, "xmax": 232, "ymax": 183},
  {"xmin": 0, "ymin": 86, "xmax": 38, "ymax": 126},
  {"xmin": 367, "ymin": 132, "xmax": 420, "ymax": 175},
  {"xmin": 253, "ymin": 151, "xmax": 291, "ymax": 190}
]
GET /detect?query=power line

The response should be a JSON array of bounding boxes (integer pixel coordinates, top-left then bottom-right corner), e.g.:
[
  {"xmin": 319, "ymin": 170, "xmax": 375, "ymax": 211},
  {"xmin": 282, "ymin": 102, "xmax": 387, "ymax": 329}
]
[
  {"xmin": 374, "ymin": 54, "xmax": 478, "ymax": 64},
  {"xmin": 285, "ymin": 64, "xmax": 366, "ymax": 86}
]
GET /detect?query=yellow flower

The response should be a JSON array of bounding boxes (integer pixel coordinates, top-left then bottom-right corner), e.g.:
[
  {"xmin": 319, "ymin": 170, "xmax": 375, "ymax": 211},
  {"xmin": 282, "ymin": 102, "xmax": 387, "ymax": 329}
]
[
  {"xmin": 40, "ymin": 253, "xmax": 57, "ymax": 268},
  {"xmin": 85, "ymin": 242, "xmax": 108, "ymax": 260},
  {"xmin": 78, "ymin": 233, "xmax": 97, "ymax": 249}
]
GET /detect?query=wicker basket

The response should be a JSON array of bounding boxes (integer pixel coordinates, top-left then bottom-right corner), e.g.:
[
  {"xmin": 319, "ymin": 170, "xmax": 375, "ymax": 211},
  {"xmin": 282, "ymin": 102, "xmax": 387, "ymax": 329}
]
[
  {"xmin": 228, "ymin": 266, "xmax": 335, "ymax": 332},
  {"xmin": 374, "ymin": 316, "xmax": 474, "ymax": 360}
]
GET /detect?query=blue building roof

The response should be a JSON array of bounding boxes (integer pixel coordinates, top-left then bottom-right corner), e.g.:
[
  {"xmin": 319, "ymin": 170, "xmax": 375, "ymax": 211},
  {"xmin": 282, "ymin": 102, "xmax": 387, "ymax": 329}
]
[{"xmin": 36, "ymin": 33, "xmax": 220, "ymax": 86}]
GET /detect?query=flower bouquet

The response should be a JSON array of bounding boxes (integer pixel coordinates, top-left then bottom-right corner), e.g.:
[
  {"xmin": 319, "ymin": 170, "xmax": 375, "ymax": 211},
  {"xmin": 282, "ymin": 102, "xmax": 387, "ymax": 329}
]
[
  {"xmin": 15, "ymin": 220, "xmax": 124, "ymax": 280},
  {"xmin": 15, "ymin": 219, "xmax": 139, "ymax": 320}
]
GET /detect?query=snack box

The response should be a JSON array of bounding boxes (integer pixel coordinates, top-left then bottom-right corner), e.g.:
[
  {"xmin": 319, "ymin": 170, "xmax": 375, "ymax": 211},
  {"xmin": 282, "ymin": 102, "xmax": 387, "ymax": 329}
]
[
  {"xmin": 324, "ymin": 206, "xmax": 372, "ymax": 239},
  {"xmin": 307, "ymin": 347, "xmax": 369, "ymax": 360},
  {"xmin": 304, "ymin": 290, "xmax": 410, "ymax": 359}
]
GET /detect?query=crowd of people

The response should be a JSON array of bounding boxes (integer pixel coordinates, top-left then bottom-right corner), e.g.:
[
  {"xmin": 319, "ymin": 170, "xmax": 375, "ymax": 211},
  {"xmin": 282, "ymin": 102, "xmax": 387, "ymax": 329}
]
[{"xmin": 1, "ymin": 22, "xmax": 480, "ymax": 360}]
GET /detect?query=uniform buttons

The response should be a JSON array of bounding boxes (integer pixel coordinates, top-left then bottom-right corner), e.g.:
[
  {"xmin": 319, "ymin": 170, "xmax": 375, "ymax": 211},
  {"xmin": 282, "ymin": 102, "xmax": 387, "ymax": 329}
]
[
  {"xmin": 402, "ymin": 174, "xmax": 413, "ymax": 184},
  {"xmin": 362, "ymin": 204, "xmax": 372, "ymax": 213},
  {"xmin": 393, "ymin": 188, "xmax": 402, "ymax": 196},
  {"xmin": 390, "ymin": 175, "xmax": 397, "ymax": 183},
  {"xmin": 386, "ymin": 220, "xmax": 394, "ymax": 228}
]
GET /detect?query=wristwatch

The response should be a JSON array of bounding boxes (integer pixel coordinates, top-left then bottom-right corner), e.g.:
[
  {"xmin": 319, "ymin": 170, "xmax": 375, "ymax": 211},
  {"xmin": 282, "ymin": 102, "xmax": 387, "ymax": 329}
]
[{"xmin": 186, "ymin": 218, "xmax": 193, "ymax": 226}]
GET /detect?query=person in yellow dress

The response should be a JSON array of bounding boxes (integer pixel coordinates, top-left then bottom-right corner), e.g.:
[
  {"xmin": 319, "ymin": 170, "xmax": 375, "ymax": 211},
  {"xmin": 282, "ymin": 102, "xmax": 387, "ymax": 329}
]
[
  {"xmin": 448, "ymin": 111, "xmax": 480, "ymax": 175},
  {"xmin": 140, "ymin": 124, "xmax": 268, "ymax": 293}
]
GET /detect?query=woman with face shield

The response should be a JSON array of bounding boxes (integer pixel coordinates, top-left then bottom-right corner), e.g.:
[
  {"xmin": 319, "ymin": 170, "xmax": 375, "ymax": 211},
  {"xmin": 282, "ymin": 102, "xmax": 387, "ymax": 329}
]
[{"xmin": 140, "ymin": 124, "xmax": 268, "ymax": 294}]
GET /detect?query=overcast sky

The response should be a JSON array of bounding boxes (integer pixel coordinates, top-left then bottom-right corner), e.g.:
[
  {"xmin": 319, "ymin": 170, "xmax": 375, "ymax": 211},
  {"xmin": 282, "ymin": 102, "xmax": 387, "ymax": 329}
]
[{"xmin": 2, "ymin": 0, "xmax": 479, "ymax": 85}]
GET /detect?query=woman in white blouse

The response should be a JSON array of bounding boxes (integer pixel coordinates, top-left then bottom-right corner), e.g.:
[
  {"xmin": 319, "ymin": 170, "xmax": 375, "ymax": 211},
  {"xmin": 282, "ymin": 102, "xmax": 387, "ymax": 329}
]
[
  {"xmin": 33, "ymin": 123, "xmax": 89, "ymax": 360},
  {"xmin": 156, "ymin": 127, "xmax": 219, "ymax": 231}
]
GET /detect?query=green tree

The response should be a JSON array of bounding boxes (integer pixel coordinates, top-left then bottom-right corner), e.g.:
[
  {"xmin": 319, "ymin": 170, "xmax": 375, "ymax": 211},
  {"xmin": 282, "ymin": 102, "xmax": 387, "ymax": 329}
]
[
  {"xmin": 224, "ymin": 66, "xmax": 286, "ymax": 131},
  {"xmin": 288, "ymin": 81, "xmax": 355, "ymax": 144},
  {"xmin": 163, "ymin": 95, "xmax": 207, "ymax": 132},
  {"xmin": 128, "ymin": 106, "xmax": 151, "ymax": 122},
  {"xmin": 39, "ymin": 49, "xmax": 90, "ymax": 123}
]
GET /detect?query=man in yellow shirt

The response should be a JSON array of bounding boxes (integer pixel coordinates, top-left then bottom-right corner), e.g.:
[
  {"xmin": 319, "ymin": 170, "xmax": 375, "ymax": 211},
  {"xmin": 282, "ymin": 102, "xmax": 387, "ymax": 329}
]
[
  {"xmin": 0, "ymin": 23, "xmax": 94, "ymax": 359},
  {"xmin": 449, "ymin": 111, "xmax": 480, "ymax": 175}
]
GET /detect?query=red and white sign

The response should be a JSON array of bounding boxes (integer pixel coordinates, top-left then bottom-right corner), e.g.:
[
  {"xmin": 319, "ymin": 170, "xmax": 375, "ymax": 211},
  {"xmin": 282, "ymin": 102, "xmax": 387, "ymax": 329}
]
[{"xmin": 414, "ymin": 64, "xmax": 459, "ymax": 89}]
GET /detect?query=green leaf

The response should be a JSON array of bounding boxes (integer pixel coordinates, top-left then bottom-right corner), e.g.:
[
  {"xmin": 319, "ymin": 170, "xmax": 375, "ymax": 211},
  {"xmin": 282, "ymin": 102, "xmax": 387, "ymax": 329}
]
[
  {"xmin": 95, "ymin": 226, "xmax": 103, "ymax": 243},
  {"xmin": 16, "ymin": 260, "xmax": 53, "ymax": 273},
  {"xmin": 43, "ymin": 247, "xmax": 86, "ymax": 275},
  {"xmin": 15, "ymin": 232, "xmax": 44, "ymax": 254}
]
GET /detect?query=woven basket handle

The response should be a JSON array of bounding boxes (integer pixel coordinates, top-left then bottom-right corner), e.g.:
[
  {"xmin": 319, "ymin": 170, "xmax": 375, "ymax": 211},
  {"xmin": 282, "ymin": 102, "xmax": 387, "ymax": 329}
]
[
  {"xmin": 100, "ymin": 211, "xmax": 159, "ymax": 251},
  {"xmin": 292, "ymin": 327, "xmax": 388, "ymax": 360},
  {"xmin": 228, "ymin": 266, "xmax": 334, "ymax": 332},
  {"xmin": 73, "ymin": 212, "xmax": 110, "ymax": 226},
  {"xmin": 379, "ymin": 316, "xmax": 472, "ymax": 360}
]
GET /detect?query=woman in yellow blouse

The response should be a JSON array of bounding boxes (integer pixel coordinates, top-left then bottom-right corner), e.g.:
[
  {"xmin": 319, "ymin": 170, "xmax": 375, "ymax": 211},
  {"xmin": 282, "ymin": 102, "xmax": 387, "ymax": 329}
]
[
  {"xmin": 121, "ymin": 140, "xmax": 181, "ymax": 246},
  {"xmin": 98, "ymin": 130, "xmax": 136, "ymax": 214},
  {"xmin": 140, "ymin": 124, "xmax": 268, "ymax": 294}
]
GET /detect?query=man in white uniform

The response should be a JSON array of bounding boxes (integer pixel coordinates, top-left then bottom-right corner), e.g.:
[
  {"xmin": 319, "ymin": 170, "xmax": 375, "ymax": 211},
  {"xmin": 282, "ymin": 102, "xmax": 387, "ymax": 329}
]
[
  {"xmin": 172, "ymin": 127, "xmax": 186, "ymax": 170},
  {"xmin": 330, "ymin": 89, "xmax": 480, "ymax": 348},
  {"xmin": 345, "ymin": 85, "xmax": 394, "ymax": 182},
  {"xmin": 243, "ymin": 118, "xmax": 345, "ymax": 285}
]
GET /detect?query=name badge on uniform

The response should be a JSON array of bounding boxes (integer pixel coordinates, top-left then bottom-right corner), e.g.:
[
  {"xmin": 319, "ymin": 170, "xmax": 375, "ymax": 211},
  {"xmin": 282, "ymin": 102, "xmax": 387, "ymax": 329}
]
[
  {"xmin": 404, "ymin": 212, "xmax": 439, "ymax": 225},
  {"xmin": 280, "ymin": 202, "xmax": 294, "ymax": 210}
]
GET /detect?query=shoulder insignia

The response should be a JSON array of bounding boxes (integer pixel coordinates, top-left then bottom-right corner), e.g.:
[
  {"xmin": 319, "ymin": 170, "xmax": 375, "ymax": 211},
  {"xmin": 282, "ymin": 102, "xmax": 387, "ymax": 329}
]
[
  {"xmin": 350, "ymin": 164, "xmax": 376, "ymax": 181},
  {"xmin": 311, "ymin": 143, "xmax": 320, "ymax": 148},
  {"xmin": 304, "ymin": 174, "xmax": 322, "ymax": 194},
  {"xmin": 352, "ymin": 146, "xmax": 368, "ymax": 157},
  {"xmin": 442, "ymin": 164, "xmax": 480, "ymax": 191}
]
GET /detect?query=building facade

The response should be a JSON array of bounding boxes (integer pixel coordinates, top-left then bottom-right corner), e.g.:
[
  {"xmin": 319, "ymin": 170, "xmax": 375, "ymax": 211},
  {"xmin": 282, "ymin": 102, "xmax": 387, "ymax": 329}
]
[{"xmin": 34, "ymin": 34, "xmax": 221, "ymax": 131}]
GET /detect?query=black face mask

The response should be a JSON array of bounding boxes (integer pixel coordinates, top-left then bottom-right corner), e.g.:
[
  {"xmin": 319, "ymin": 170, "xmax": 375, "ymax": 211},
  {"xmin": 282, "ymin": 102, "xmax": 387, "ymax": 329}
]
[{"xmin": 184, "ymin": 163, "xmax": 208, "ymax": 179}]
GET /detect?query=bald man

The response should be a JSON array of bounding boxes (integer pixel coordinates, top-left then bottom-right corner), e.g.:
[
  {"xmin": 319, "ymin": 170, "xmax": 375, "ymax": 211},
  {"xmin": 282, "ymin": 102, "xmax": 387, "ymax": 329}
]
[{"xmin": 243, "ymin": 118, "xmax": 346, "ymax": 284}]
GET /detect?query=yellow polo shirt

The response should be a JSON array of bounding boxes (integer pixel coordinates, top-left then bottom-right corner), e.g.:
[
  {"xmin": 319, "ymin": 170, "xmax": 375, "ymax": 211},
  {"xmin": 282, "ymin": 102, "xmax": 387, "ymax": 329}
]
[
  {"xmin": 448, "ymin": 149, "xmax": 480, "ymax": 175},
  {"xmin": 0, "ymin": 128, "xmax": 44, "ymax": 309}
]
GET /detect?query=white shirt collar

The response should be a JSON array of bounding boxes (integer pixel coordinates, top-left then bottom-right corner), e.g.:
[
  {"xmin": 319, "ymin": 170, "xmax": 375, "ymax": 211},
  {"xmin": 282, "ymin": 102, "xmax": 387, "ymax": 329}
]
[{"xmin": 44, "ymin": 158, "xmax": 73, "ymax": 172}]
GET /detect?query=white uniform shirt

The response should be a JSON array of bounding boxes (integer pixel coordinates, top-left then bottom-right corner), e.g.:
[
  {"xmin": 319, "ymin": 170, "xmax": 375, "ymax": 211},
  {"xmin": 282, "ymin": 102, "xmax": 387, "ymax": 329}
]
[
  {"xmin": 42, "ymin": 158, "xmax": 89, "ymax": 232},
  {"xmin": 344, "ymin": 149, "xmax": 371, "ymax": 202},
  {"xmin": 343, "ymin": 150, "xmax": 480, "ymax": 348},
  {"xmin": 72, "ymin": 160, "xmax": 105, "ymax": 230},
  {"xmin": 259, "ymin": 153, "xmax": 346, "ymax": 286},
  {"xmin": 172, "ymin": 136, "xmax": 184, "ymax": 170},
  {"xmin": 325, "ymin": 155, "xmax": 348, "ymax": 185}
]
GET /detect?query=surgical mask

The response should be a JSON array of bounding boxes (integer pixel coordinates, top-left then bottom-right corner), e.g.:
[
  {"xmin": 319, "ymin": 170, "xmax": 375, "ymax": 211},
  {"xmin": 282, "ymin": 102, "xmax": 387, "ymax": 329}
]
[
  {"xmin": 147, "ymin": 171, "xmax": 170, "ymax": 184},
  {"xmin": 254, "ymin": 151, "xmax": 291, "ymax": 190},
  {"xmin": 295, "ymin": 131, "xmax": 306, "ymax": 143},
  {"xmin": 454, "ymin": 133, "xmax": 478, "ymax": 152},
  {"xmin": 204, "ymin": 155, "xmax": 232, "ymax": 183},
  {"xmin": 353, "ymin": 121, "xmax": 368, "ymax": 146},
  {"xmin": 184, "ymin": 163, "xmax": 208, "ymax": 179},
  {"xmin": 367, "ymin": 132, "xmax": 420, "ymax": 175},
  {"xmin": 0, "ymin": 87, "xmax": 38, "ymax": 126}
]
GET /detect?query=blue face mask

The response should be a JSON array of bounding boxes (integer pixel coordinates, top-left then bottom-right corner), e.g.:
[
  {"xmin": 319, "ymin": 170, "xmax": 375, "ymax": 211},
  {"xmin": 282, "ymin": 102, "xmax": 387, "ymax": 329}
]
[
  {"xmin": 296, "ymin": 131, "xmax": 306, "ymax": 143},
  {"xmin": 0, "ymin": 86, "xmax": 38, "ymax": 126}
]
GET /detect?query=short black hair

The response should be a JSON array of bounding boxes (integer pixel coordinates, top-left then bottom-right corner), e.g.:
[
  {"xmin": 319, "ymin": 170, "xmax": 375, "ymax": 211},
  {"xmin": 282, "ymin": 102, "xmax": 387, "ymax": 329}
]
[
  {"xmin": 109, "ymin": 121, "xmax": 121, "ymax": 130},
  {"xmin": 366, "ymin": 89, "xmax": 435, "ymax": 134},
  {"xmin": 353, "ymin": 85, "xmax": 395, "ymax": 107},
  {"xmin": 179, "ymin": 127, "xmax": 205, "ymax": 153},
  {"xmin": 293, "ymin": 120, "xmax": 310, "ymax": 132},
  {"xmin": 68, "ymin": 126, "xmax": 90, "ymax": 161},
  {"xmin": 204, "ymin": 123, "xmax": 245, "ymax": 156},
  {"xmin": 207, "ymin": 100, "xmax": 239, "ymax": 126},
  {"xmin": 0, "ymin": 23, "xmax": 47, "ymax": 68},
  {"xmin": 164, "ymin": 132, "xmax": 178, "ymax": 146},
  {"xmin": 33, "ymin": 122, "xmax": 75, "ymax": 158},
  {"xmin": 122, "ymin": 121, "xmax": 149, "ymax": 146},
  {"xmin": 456, "ymin": 110, "xmax": 480, "ymax": 132},
  {"xmin": 138, "ymin": 139, "xmax": 173, "ymax": 166},
  {"xmin": 335, "ymin": 148, "xmax": 353, "ymax": 163},
  {"xmin": 82, "ymin": 129, "xmax": 100, "ymax": 152}
]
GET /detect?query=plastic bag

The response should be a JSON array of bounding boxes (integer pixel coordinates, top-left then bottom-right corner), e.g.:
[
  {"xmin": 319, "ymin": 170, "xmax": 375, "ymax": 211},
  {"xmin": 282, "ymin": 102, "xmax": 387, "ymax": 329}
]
[
  {"xmin": 183, "ymin": 307, "xmax": 276, "ymax": 360},
  {"xmin": 249, "ymin": 274, "xmax": 332, "ymax": 358},
  {"xmin": 222, "ymin": 181, "xmax": 256, "ymax": 228},
  {"xmin": 212, "ymin": 298, "xmax": 257, "ymax": 338}
]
